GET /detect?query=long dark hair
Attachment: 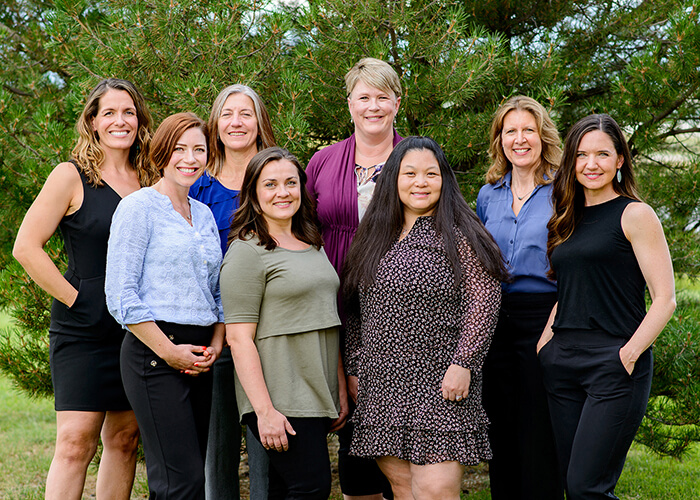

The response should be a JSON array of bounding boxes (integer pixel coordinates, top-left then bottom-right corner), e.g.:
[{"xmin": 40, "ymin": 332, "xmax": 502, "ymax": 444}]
[
  {"xmin": 547, "ymin": 114, "xmax": 639, "ymax": 279},
  {"xmin": 228, "ymin": 147, "xmax": 323, "ymax": 251},
  {"xmin": 343, "ymin": 136, "xmax": 508, "ymax": 307}
]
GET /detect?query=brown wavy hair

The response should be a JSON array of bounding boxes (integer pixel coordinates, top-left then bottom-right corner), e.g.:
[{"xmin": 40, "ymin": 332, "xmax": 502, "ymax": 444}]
[
  {"xmin": 150, "ymin": 112, "xmax": 208, "ymax": 174},
  {"xmin": 228, "ymin": 147, "xmax": 322, "ymax": 251},
  {"xmin": 485, "ymin": 95, "xmax": 562, "ymax": 186},
  {"xmin": 546, "ymin": 114, "xmax": 639, "ymax": 279},
  {"xmin": 71, "ymin": 78, "xmax": 157, "ymax": 186},
  {"xmin": 206, "ymin": 84, "xmax": 277, "ymax": 177}
]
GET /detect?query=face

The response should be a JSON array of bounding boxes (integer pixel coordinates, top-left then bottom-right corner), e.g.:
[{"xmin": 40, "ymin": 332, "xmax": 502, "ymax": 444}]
[
  {"xmin": 162, "ymin": 127, "xmax": 207, "ymax": 189},
  {"xmin": 218, "ymin": 93, "xmax": 259, "ymax": 154},
  {"xmin": 397, "ymin": 149, "xmax": 442, "ymax": 218},
  {"xmin": 91, "ymin": 89, "xmax": 139, "ymax": 151},
  {"xmin": 575, "ymin": 130, "xmax": 624, "ymax": 202},
  {"xmin": 347, "ymin": 80, "xmax": 400, "ymax": 138},
  {"xmin": 501, "ymin": 109, "xmax": 543, "ymax": 172},
  {"xmin": 256, "ymin": 159, "xmax": 301, "ymax": 227}
]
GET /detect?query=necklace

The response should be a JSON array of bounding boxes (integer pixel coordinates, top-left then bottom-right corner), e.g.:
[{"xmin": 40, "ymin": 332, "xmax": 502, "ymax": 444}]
[{"xmin": 512, "ymin": 183, "xmax": 535, "ymax": 201}]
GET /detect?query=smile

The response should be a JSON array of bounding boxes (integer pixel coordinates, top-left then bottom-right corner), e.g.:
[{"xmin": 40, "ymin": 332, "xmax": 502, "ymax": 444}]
[
  {"xmin": 110, "ymin": 130, "xmax": 130, "ymax": 137},
  {"xmin": 177, "ymin": 167, "xmax": 198, "ymax": 175}
]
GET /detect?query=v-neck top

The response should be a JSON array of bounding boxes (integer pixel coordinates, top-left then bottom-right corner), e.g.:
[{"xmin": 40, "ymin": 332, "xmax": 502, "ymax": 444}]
[
  {"xmin": 105, "ymin": 187, "xmax": 224, "ymax": 327},
  {"xmin": 477, "ymin": 171, "xmax": 556, "ymax": 294},
  {"xmin": 49, "ymin": 162, "xmax": 125, "ymax": 336}
]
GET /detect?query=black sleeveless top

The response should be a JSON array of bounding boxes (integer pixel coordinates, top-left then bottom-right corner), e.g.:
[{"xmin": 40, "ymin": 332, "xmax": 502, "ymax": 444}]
[
  {"xmin": 49, "ymin": 162, "xmax": 123, "ymax": 338},
  {"xmin": 551, "ymin": 196, "xmax": 646, "ymax": 339}
]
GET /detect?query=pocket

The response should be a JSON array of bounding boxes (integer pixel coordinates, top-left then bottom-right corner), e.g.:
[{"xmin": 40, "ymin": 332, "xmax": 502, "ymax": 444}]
[
  {"xmin": 63, "ymin": 275, "xmax": 109, "ymax": 329},
  {"xmin": 614, "ymin": 346, "xmax": 634, "ymax": 378}
]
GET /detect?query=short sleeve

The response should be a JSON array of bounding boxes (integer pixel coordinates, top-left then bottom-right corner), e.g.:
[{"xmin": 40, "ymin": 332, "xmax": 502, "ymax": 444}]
[{"xmin": 220, "ymin": 241, "xmax": 266, "ymax": 324}]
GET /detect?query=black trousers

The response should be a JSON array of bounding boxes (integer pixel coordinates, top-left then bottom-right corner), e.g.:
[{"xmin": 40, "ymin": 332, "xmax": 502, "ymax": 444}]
[
  {"xmin": 539, "ymin": 330, "xmax": 653, "ymax": 500},
  {"xmin": 121, "ymin": 322, "xmax": 214, "ymax": 500},
  {"xmin": 337, "ymin": 399, "xmax": 393, "ymax": 497},
  {"xmin": 245, "ymin": 414, "xmax": 332, "ymax": 500},
  {"xmin": 482, "ymin": 292, "xmax": 563, "ymax": 500}
]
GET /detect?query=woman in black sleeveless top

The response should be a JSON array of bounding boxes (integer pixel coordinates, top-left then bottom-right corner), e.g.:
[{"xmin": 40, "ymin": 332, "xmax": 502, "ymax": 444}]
[
  {"xmin": 13, "ymin": 78, "xmax": 157, "ymax": 500},
  {"xmin": 537, "ymin": 114, "xmax": 676, "ymax": 500}
]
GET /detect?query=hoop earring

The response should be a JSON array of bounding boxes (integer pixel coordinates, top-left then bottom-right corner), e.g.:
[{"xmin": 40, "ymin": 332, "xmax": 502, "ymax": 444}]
[{"xmin": 616, "ymin": 169, "xmax": 622, "ymax": 183}]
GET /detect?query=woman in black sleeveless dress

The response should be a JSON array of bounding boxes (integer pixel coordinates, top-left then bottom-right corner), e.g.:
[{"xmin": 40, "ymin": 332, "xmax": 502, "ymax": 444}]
[
  {"xmin": 13, "ymin": 78, "xmax": 157, "ymax": 500},
  {"xmin": 538, "ymin": 114, "xmax": 676, "ymax": 500}
]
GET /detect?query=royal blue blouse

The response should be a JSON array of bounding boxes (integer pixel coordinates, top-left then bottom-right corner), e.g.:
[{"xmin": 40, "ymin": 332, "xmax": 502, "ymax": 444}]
[
  {"xmin": 189, "ymin": 172, "xmax": 241, "ymax": 255},
  {"xmin": 476, "ymin": 172, "xmax": 556, "ymax": 294}
]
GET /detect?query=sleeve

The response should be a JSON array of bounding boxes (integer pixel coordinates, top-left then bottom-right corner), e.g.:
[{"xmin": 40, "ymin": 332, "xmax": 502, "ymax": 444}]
[
  {"xmin": 305, "ymin": 152, "xmax": 320, "ymax": 201},
  {"xmin": 202, "ymin": 208, "xmax": 225, "ymax": 323},
  {"xmin": 105, "ymin": 196, "xmax": 154, "ymax": 326},
  {"xmin": 451, "ymin": 235, "xmax": 501, "ymax": 371},
  {"xmin": 220, "ymin": 241, "xmax": 266, "ymax": 324},
  {"xmin": 476, "ymin": 185, "xmax": 488, "ymax": 224},
  {"xmin": 343, "ymin": 305, "xmax": 362, "ymax": 377}
]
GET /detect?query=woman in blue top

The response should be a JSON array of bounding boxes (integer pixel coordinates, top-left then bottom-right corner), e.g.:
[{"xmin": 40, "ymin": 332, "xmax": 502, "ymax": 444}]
[
  {"xmin": 189, "ymin": 84, "xmax": 277, "ymax": 500},
  {"xmin": 476, "ymin": 96, "xmax": 564, "ymax": 500},
  {"xmin": 106, "ymin": 112, "xmax": 225, "ymax": 500}
]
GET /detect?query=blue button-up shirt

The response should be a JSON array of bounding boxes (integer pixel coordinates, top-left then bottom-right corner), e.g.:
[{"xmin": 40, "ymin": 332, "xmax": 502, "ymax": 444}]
[
  {"xmin": 106, "ymin": 187, "xmax": 224, "ymax": 328},
  {"xmin": 476, "ymin": 172, "xmax": 557, "ymax": 294}
]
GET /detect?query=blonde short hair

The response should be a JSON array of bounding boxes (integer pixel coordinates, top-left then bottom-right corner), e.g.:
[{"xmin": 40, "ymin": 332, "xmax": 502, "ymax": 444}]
[{"xmin": 344, "ymin": 58, "xmax": 402, "ymax": 98}]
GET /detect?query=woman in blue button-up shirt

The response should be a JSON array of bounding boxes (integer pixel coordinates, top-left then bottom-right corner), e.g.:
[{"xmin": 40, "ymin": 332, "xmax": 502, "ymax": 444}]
[
  {"xmin": 106, "ymin": 112, "xmax": 225, "ymax": 500},
  {"xmin": 476, "ymin": 96, "xmax": 563, "ymax": 500}
]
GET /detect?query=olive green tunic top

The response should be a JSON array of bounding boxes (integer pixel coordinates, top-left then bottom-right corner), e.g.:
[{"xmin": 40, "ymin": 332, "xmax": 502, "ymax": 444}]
[{"xmin": 220, "ymin": 236, "xmax": 341, "ymax": 421}]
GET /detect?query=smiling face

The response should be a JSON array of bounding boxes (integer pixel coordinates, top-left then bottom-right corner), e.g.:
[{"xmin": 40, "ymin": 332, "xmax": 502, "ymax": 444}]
[
  {"xmin": 256, "ymin": 159, "xmax": 301, "ymax": 228},
  {"xmin": 162, "ymin": 127, "xmax": 207, "ymax": 190},
  {"xmin": 501, "ymin": 109, "xmax": 543, "ymax": 173},
  {"xmin": 218, "ymin": 93, "xmax": 259, "ymax": 156},
  {"xmin": 397, "ymin": 148, "xmax": 442, "ymax": 219},
  {"xmin": 91, "ymin": 89, "xmax": 138, "ymax": 152},
  {"xmin": 575, "ymin": 129, "xmax": 624, "ymax": 204},
  {"xmin": 347, "ymin": 80, "xmax": 400, "ymax": 140}
]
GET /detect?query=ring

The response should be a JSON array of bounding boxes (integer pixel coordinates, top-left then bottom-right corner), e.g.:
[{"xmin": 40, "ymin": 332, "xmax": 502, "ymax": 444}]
[{"xmin": 456, "ymin": 395, "xmax": 463, "ymax": 401}]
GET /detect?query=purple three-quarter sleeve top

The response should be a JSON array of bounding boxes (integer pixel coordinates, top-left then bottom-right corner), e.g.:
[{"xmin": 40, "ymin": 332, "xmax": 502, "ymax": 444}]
[{"xmin": 305, "ymin": 131, "xmax": 403, "ymax": 275}]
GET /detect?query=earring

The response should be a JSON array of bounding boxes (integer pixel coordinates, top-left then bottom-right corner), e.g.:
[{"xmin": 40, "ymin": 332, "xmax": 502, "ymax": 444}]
[{"xmin": 617, "ymin": 169, "xmax": 622, "ymax": 183}]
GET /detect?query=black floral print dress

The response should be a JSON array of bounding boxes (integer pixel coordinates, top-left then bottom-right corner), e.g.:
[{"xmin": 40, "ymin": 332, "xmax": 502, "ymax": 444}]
[{"xmin": 345, "ymin": 216, "xmax": 501, "ymax": 465}]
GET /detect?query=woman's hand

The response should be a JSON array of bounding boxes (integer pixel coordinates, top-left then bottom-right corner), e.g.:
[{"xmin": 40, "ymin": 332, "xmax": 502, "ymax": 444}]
[
  {"xmin": 441, "ymin": 364, "xmax": 471, "ymax": 402},
  {"xmin": 347, "ymin": 375, "xmax": 359, "ymax": 404},
  {"xmin": 619, "ymin": 344, "xmax": 637, "ymax": 376},
  {"xmin": 257, "ymin": 408, "xmax": 296, "ymax": 452},
  {"xmin": 162, "ymin": 344, "xmax": 213, "ymax": 375},
  {"xmin": 329, "ymin": 365, "xmax": 349, "ymax": 432}
]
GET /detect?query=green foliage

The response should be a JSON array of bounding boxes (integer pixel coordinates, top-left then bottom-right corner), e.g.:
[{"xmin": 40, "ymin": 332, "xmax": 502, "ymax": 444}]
[{"xmin": 1, "ymin": 0, "xmax": 699, "ymax": 457}]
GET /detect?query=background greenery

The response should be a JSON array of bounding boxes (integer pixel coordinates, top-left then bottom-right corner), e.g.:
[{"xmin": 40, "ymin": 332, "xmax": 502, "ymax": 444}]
[{"xmin": 1, "ymin": 0, "xmax": 699, "ymax": 460}]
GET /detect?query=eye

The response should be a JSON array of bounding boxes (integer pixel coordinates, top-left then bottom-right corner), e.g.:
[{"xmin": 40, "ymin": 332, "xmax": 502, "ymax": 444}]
[
  {"xmin": 504, "ymin": 129, "xmax": 514, "ymax": 135},
  {"xmin": 287, "ymin": 180, "xmax": 298, "ymax": 186},
  {"xmin": 104, "ymin": 111, "xmax": 113, "ymax": 116},
  {"xmin": 599, "ymin": 152, "xmax": 609, "ymax": 157},
  {"xmin": 221, "ymin": 112, "xmax": 231, "ymax": 118},
  {"xmin": 241, "ymin": 112, "xmax": 253, "ymax": 118},
  {"xmin": 195, "ymin": 147, "xmax": 206, "ymax": 153},
  {"xmin": 576, "ymin": 152, "xmax": 586, "ymax": 158},
  {"xmin": 126, "ymin": 110, "xmax": 136, "ymax": 116},
  {"xmin": 264, "ymin": 181, "xmax": 275, "ymax": 188},
  {"xmin": 174, "ymin": 146, "xmax": 185, "ymax": 152}
]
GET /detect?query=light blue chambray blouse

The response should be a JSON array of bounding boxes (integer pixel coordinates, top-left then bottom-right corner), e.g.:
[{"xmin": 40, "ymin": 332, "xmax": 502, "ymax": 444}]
[
  {"xmin": 105, "ymin": 187, "xmax": 224, "ymax": 328},
  {"xmin": 476, "ymin": 171, "xmax": 557, "ymax": 294}
]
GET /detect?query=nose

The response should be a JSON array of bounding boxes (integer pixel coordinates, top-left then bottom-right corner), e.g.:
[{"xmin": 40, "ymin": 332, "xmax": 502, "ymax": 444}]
[
  {"xmin": 515, "ymin": 130, "xmax": 525, "ymax": 143},
  {"xmin": 115, "ymin": 112, "xmax": 126, "ymax": 125},
  {"xmin": 184, "ymin": 148, "xmax": 196, "ymax": 163},
  {"xmin": 231, "ymin": 112, "xmax": 242, "ymax": 126},
  {"xmin": 415, "ymin": 174, "xmax": 428, "ymax": 186}
]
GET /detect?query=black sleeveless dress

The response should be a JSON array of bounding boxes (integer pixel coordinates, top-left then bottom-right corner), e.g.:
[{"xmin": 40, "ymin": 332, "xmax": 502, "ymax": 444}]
[{"xmin": 48, "ymin": 162, "xmax": 130, "ymax": 411}]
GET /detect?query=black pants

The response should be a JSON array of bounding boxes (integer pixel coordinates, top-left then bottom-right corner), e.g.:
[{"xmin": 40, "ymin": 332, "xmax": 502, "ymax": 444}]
[
  {"xmin": 245, "ymin": 414, "xmax": 332, "ymax": 500},
  {"xmin": 482, "ymin": 292, "xmax": 563, "ymax": 500},
  {"xmin": 539, "ymin": 330, "xmax": 653, "ymax": 500},
  {"xmin": 121, "ymin": 322, "xmax": 214, "ymax": 500},
  {"xmin": 337, "ymin": 399, "xmax": 393, "ymax": 498}
]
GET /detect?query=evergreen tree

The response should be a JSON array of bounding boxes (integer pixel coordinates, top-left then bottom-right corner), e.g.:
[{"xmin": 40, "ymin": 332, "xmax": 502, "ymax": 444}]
[{"xmin": 1, "ymin": 0, "xmax": 698, "ymax": 456}]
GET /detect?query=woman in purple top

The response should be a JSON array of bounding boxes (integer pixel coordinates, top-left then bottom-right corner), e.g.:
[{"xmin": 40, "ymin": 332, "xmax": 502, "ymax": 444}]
[
  {"xmin": 189, "ymin": 84, "xmax": 277, "ymax": 500},
  {"xmin": 306, "ymin": 57, "xmax": 402, "ymax": 500}
]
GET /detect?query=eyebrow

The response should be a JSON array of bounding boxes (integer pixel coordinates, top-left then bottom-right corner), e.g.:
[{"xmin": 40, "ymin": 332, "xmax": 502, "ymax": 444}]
[{"xmin": 261, "ymin": 176, "xmax": 299, "ymax": 182}]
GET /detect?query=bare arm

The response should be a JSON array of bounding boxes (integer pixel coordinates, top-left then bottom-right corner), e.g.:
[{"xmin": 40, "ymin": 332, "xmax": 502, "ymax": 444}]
[
  {"xmin": 619, "ymin": 202, "xmax": 676, "ymax": 373},
  {"xmin": 227, "ymin": 322, "xmax": 296, "ymax": 451},
  {"xmin": 537, "ymin": 303, "xmax": 558, "ymax": 354},
  {"xmin": 13, "ymin": 162, "xmax": 82, "ymax": 306}
]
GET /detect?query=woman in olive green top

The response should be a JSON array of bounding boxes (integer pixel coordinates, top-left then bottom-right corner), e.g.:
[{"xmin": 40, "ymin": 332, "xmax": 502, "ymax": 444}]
[{"xmin": 220, "ymin": 147, "xmax": 342, "ymax": 500}]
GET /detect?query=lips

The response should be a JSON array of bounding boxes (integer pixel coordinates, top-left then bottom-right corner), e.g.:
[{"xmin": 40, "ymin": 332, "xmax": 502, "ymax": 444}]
[
  {"xmin": 177, "ymin": 167, "xmax": 199, "ymax": 175},
  {"xmin": 109, "ymin": 130, "xmax": 130, "ymax": 137}
]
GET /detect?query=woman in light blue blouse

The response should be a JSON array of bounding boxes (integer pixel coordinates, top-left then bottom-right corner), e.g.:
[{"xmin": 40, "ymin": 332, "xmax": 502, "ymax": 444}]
[
  {"xmin": 106, "ymin": 112, "xmax": 225, "ymax": 500},
  {"xmin": 476, "ymin": 96, "xmax": 563, "ymax": 500}
]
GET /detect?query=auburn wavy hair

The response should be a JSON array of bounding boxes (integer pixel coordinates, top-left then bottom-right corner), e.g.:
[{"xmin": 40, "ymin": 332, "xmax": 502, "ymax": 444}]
[
  {"xmin": 228, "ymin": 147, "xmax": 322, "ymax": 251},
  {"xmin": 71, "ymin": 78, "xmax": 157, "ymax": 186},
  {"xmin": 546, "ymin": 114, "xmax": 639, "ymax": 279},
  {"xmin": 485, "ymin": 95, "xmax": 562, "ymax": 186}
]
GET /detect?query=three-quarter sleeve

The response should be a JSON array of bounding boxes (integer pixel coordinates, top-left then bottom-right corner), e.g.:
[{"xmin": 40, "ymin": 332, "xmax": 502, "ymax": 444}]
[
  {"xmin": 105, "ymin": 196, "xmax": 154, "ymax": 326},
  {"xmin": 451, "ymin": 235, "xmax": 501, "ymax": 371},
  {"xmin": 220, "ymin": 241, "xmax": 266, "ymax": 325}
]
